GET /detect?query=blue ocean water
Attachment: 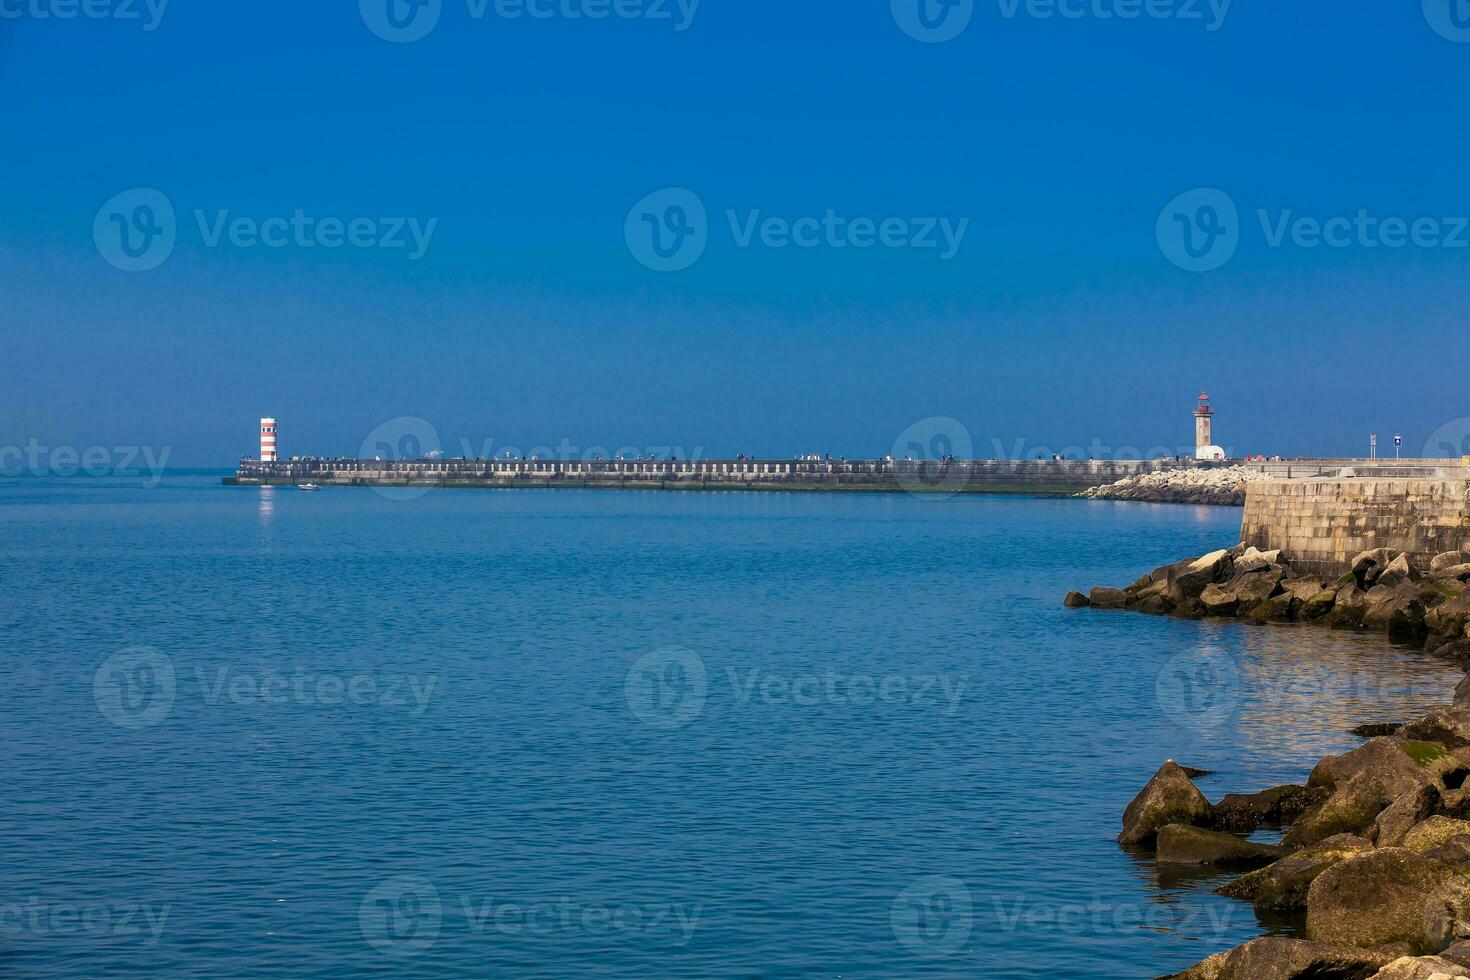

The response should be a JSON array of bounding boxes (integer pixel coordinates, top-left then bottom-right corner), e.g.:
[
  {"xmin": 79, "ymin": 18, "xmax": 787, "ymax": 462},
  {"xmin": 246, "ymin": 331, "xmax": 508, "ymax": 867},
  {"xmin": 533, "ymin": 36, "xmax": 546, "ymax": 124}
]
[{"xmin": 0, "ymin": 475, "xmax": 1458, "ymax": 978}]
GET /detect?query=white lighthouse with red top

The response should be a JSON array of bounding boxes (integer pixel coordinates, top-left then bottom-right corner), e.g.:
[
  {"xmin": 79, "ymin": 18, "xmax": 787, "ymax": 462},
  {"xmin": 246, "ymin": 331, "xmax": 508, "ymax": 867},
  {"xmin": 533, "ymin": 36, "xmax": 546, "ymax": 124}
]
[{"xmin": 1194, "ymin": 392, "xmax": 1224, "ymax": 461}]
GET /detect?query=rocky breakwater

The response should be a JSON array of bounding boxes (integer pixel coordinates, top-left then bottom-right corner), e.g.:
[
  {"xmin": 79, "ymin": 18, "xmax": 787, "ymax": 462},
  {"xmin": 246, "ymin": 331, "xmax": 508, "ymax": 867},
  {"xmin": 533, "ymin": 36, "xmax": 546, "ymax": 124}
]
[
  {"xmin": 1076, "ymin": 465, "xmax": 1264, "ymax": 506},
  {"xmin": 1065, "ymin": 545, "xmax": 1470, "ymax": 660},
  {"xmin": 1077, "ymin": 546, "xmax": 1470, "ymax": 977},
  {"xmin": 1125, "ymin": 721, "xmax": 1470, "ymax": 978}
]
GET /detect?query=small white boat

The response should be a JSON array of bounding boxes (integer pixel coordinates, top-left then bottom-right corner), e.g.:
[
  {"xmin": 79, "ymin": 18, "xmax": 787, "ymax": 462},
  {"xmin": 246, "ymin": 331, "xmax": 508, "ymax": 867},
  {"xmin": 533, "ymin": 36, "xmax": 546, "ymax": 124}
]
[{"xmin": 297, "ymin": 483, "xmax": 321, "ymax": 491}]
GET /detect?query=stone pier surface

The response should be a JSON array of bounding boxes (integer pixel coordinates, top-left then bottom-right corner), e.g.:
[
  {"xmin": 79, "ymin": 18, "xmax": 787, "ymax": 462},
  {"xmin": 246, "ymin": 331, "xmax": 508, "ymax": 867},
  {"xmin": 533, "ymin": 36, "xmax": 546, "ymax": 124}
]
[
  {"xmin": 1243, "ymin": 472, "xmax": 1470, "ymax": 576},
  {"xmin": 226, "ymin": 457, "xmax": 1229, "ymax": 494}
]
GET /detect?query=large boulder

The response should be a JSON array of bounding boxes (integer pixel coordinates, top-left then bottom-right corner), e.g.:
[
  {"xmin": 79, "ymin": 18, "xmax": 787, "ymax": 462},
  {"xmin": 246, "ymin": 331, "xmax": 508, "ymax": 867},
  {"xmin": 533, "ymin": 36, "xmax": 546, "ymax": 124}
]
[
  {"xmin": 1119, "ymin": 761, "xmax": 1212, "ymax": 846},
  {"xmin": 1330, "ymin": 583, "xmax": 1372, "ymax": 629},
  {"xmin": 1062, "ymin": 591, "xmax": 1091, "ymax": 608},
  {"xmin": 1377, "ymin": 554, "xmax": 1422, "ymax": 590},
  {"xmin": 1233, "ymin": 566, "xmax": 1288, "ymax": 613},
  {"xmin": 1155, "ymin": 824, "xmax": 1284, "ymax": 867},
  {"xmin": 1428, "ymin": 595, "xmax": 1470, "ymax": 646},
  {"xmin": 1368, "ymin": 956, "xmax": 1470, "ymax": 979},
  {"xmin": 1402, "ymin": 816, "xmax": 1470, "ymax": 852},
  {"xmin": 1090, "ymin": 587, "xmax": 1128, "ymax": 609},
  {"xmin": 1377, "ymin": 784, "xmax": 1446, "ymax": 848},
  {"xmin": 1364, "ymin": 583, "xmax": 1430, "ymax": 641},
  {"xmin": 1218, "ymin": 833, "xmax": 1373, "ymax": 911},
  {"xmin": 1234, "ymin": 547, "xmax": 1280, "ymax": 575},
  {"xmin": 1200, "ymin": 582, "xmax": 1240, "ymax": 617},
  {"xmin": 1284, "ymin": 772, "xmax": 1389, "ymax": 847},
  {"xmin": 1355, "ymin": 548, "xmax": 1402, "ymax": 589},
  {"xmin": 1422, "ymin": 835, "xmax": 1470, "ymax": 873},
  {"xmin": 1402, "ymin": 708, "xmax": 1470, "ymax": 750},
  {"xmin": 1433, "ymin": 552, "xmax": 1470, "ymax": 573},
  {"xmin": 1310, "ymin": 738, "xmax": 1443, "ymax": 802},
  {"xmin": 1211, "ymin": 784, "xmax": 1325, "ymax": 833},
  {"xmin": 1430, "ymin": 564, "xmax": 1470, "ymax": 585},
  {"xmin": 1162, "ymin": 938, "xmax": 1392, "ymax": 980},
  {"xmin": 1306, "ymin": 847, "xmax": 1470, "ymax": 954},
  {"xmin": 1168, "ymin": 549, "xmax": 1234, "ymax": 598}
]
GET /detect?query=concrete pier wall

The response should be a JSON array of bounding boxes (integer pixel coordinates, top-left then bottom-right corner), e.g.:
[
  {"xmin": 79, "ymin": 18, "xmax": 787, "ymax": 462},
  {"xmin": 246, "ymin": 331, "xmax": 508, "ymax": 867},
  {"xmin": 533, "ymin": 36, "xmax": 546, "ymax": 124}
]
[
  {"xmin": 228, "ymin": 457, "xmax": 1223, "ymax": 494},
  {"xmin": 1242, "ymin": 474, "xmax": 1470, "ymax": 575}
]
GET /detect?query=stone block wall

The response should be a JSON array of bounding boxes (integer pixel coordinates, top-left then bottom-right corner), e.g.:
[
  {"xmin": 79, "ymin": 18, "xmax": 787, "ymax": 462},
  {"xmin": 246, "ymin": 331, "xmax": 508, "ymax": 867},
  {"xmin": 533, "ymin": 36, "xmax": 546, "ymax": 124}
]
[{"xmin": 1242, "ymin": 476, "xmax": 1470, "ymax": 575}]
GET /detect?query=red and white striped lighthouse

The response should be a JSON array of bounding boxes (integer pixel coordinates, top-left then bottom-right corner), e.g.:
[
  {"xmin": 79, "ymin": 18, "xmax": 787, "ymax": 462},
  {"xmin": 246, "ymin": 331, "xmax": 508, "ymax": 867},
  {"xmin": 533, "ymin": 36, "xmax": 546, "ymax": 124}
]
[{"xmin": 260, "ymin": 418, "xmax": 278, "ymax": 462}]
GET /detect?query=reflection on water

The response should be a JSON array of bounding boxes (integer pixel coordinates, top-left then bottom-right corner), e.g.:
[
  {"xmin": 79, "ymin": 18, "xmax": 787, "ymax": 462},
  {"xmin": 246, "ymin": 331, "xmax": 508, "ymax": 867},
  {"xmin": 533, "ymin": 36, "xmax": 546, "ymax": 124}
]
[
  {"xmin": 1173, "ymin": 623, "xmax": 1458, "ymax": 780},
  {"xmin": 2, "ymin": 480, "xmax": 1461, "ymax": 979},
  {"xmin": 1137, "ymin": 620, "xmax": 1461, "ymax": 946}
]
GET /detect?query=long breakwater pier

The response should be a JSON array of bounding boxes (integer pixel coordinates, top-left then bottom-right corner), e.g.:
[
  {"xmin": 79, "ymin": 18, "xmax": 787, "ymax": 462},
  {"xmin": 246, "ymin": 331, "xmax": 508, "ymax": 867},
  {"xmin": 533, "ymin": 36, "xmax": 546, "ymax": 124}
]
[{"xmin": 223, "ymin": 456, "xmax": 1349, "ymax": 495}]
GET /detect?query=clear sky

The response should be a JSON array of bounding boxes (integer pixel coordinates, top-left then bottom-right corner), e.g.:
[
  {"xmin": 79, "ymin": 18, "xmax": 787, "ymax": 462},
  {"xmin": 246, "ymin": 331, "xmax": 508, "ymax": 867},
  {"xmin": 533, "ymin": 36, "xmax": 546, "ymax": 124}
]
[{"xmin": 4, "ymin": 0, "xmax": 1469, "ymax": 465}]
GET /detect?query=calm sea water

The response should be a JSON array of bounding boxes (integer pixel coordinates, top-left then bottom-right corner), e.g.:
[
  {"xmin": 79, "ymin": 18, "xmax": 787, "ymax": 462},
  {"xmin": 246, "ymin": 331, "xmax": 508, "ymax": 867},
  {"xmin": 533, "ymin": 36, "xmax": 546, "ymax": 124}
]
[{"xmin": 0, "ymin": 474, "xmax": 1459, "ymax": 978}]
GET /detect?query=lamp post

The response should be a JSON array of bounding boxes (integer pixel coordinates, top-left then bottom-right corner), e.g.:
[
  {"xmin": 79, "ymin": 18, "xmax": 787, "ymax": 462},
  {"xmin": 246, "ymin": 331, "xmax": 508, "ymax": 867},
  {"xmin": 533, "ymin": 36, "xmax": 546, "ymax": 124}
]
[{"xmin": 1370, "ymin": 433, "xmax": 1377, "ymax": 461}]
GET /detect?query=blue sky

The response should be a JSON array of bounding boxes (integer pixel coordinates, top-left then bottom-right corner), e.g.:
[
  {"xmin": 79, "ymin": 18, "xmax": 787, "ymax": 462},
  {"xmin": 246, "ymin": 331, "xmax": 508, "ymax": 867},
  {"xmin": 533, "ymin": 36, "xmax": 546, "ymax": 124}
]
[{"xmin": 3, "ymin": 0, "xmax": 1469, "ymax": 465}]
